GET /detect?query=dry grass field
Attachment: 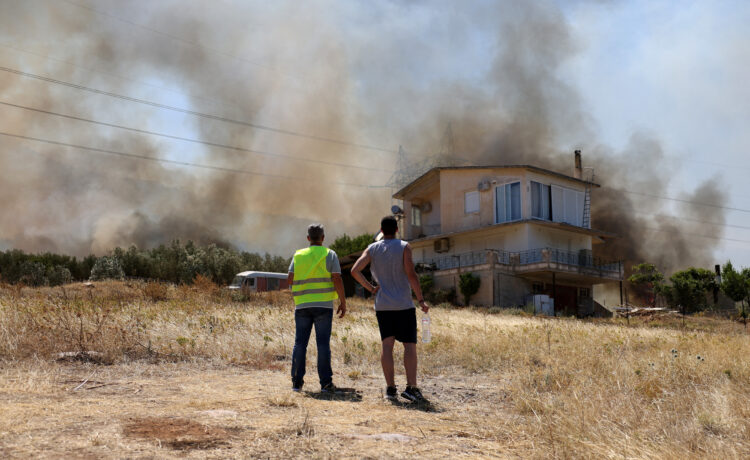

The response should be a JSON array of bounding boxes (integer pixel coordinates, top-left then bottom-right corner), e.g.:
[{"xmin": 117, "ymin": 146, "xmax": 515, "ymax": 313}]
[{"xmin": 1, "ymin": 281, "xmax": 749, "ymax": 459}]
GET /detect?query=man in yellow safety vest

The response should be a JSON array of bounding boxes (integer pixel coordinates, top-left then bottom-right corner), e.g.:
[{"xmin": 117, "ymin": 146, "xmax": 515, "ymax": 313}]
[{"xmin": 288, "ymin": 223, "xmax": 346, "ymax": 393}]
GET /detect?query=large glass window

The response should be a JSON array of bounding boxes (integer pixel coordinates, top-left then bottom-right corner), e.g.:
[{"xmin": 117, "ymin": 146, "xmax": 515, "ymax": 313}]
[
  {"xmin": 531, "ymin": 181, "xmax": 551, "ymax": 220},
  {"xmin": 551, "ymin": 185, "xmax": 584, "ymax": 226},
  {"xmin": 495, "ymin": 182, "xmax": 521, "ymax": 223},
  {"xmin": 464, "ymin": 191, "xmax": 480, "ymax": 214}
]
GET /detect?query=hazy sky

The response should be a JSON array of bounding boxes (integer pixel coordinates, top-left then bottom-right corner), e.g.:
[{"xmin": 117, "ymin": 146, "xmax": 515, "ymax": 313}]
[
  {"xmin": 0, "ymin": 0, "xmax": 748, "ymax": 268},
  {"xmin": 559, "ymin": 0, "xmax": 750, "ymax": 267}
]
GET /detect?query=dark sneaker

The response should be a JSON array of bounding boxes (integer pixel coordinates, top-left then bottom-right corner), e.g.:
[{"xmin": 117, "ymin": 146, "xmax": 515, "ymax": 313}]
[
  {"xmin": 320, "ymin": 382, "xmax": 340, "ymax": 394},
  {"xmin": 292, "ymin": 379, "xmax": 304, "ymax": 392},
  {"xmin": 401, "ymin": 386, "xmax": 429, "ymax": 404},
  {"xmin": 385, "ymin": 386, "xmax": 398, "ymax": 399}
]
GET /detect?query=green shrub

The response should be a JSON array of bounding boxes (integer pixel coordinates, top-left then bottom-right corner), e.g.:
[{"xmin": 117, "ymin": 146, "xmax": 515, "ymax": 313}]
[
  {"xmin": 419, "ymin": 274, "xmax": 434, "ymax": 295},
  {"xmin": 459, "ymin": 272, "xmax": 481, "ymax": 306},
  {"xmin": 89, "ymin": 256, "xmax": 125, "ymax": 281}
]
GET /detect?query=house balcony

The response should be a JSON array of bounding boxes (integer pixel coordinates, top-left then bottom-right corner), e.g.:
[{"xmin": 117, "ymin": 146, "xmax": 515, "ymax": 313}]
[{"xmin": 416, "ymin": 247, "xmax": 623, "ymax": 282}]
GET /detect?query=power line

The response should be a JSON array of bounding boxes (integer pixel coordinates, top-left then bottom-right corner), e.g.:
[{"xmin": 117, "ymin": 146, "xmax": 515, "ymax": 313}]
[
  {"xmin": 0, "ymin": 131, "xmax": 391, "ymax": 189},
  {"xmin": 0, "ymin": 100, "xmax": 393, "ymax": 173},
  {"xmin": 0, "ymin": 41, "xmax": 242, "ymax": 113},
  {"xmin": 0, "ymin": 65, "xmax": 396, "ymax": 154},
  {"xmin": 61, "ymin": 0, "xmax": 293, "ymax": 81},
  {"xmin": 622, "ymin": 190, "xmax": 750, "ymax": 214}
]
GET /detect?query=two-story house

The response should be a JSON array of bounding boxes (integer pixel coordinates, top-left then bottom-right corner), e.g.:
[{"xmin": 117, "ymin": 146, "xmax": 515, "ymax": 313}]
[{"xmin": 393, "ymin": 153, "xmax": 623, "ymax": 316}]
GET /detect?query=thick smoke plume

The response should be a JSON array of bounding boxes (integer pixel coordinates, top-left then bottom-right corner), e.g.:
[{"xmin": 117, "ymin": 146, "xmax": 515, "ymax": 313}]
[{"xmin": 0, "ymin": 0, "xmax": 725, "ymax": 273}]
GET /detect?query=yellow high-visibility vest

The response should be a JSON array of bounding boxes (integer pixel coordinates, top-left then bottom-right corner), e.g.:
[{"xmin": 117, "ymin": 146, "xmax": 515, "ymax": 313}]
[{"xmin": 292, "ymin": 246, "xmax": 337, "ymax": 306}]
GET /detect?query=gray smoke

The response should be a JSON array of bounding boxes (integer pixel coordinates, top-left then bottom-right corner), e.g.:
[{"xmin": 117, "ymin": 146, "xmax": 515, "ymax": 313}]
[{"xmin": 0, "ymin": 0, "xmax": 725, "ymax": 273}]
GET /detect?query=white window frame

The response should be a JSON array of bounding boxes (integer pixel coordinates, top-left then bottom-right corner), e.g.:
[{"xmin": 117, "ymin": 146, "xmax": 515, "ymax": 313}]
[
  {"xmin": 464, "ymin": 190, "xmax": 480, "ymax": 214},
  {"xmin": 551, "ymin": 184, "xmax": 585, "ymax": 226},
  {"xmin": 494, "ymin": 181, "xmax": 522, "ymax": 224},
  {"xmin": 411, "ymin": 205, "xmax": 422, "ymax": 227}
]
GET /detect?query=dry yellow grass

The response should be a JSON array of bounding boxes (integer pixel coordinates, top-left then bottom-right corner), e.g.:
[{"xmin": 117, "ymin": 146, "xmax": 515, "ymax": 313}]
[{"xmin": 0, "ymin": 281, "xmax": 748, "ymax": 458}]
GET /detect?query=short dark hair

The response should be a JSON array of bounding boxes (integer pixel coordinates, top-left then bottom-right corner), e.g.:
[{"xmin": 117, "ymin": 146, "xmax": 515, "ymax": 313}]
[
  {"xmin": 308, "ymin": 223, "xmax": 325, "ymax": 242},
  {"xmin": 380, "ymin": 216, "xmax": 398, "ymax": 236}
]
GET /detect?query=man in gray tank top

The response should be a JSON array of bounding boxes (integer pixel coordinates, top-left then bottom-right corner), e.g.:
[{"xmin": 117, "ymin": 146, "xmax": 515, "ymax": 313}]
[{"xmin": 351, "ymin": 216, "xmax": 430, "ymax": 405}]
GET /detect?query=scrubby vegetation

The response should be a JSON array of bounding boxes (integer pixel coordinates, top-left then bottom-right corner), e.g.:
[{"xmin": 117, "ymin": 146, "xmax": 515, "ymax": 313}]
[
  {"xmin": 0, "ymin": 281, "xmax": 748, "ymax": 458},
  {"xmin": 0, "ymin": 240, "xmax": 290, "ymax": 286}
]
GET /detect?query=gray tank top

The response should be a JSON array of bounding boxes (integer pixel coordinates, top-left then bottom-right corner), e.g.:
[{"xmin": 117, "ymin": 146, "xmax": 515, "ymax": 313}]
[{"xmin": 368, "ymin": 239, "xmax": 414, "ymax": 311}]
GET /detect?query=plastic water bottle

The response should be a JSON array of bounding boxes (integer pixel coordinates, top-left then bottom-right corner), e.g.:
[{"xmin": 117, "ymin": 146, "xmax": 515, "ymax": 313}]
[{"xmin": 421, "ymin": 313, "xmax": 431, "ymax": 343}]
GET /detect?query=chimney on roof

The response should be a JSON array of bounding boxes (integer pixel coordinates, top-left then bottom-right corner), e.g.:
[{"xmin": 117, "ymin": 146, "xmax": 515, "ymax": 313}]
[{"xmin": 574, "ymin": 150, "xmax": 583, "ymax": 179}]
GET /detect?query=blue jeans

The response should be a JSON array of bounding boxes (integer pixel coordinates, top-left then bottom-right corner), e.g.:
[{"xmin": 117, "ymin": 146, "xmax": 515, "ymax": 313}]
[{"xmin": 291, "ymin": 307, "xmax": 333, "ymax": 387}]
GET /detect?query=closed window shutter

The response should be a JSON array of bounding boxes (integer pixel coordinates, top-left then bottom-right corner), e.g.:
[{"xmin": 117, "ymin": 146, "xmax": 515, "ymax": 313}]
[
  {"xmin": 465, "ymin": 191, "xmax": 480, "ymax": 214},
  {"xmin": 495, "ymin": 185, "xmax": 506, "ymax": 223},
  {"xmin": 564, "ymin": 188, "xmax": 577, "ymax": 224}
]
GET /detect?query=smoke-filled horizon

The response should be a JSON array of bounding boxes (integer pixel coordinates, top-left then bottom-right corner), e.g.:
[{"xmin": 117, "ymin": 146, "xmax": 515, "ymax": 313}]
[{"xmin": 0, "ymin": 0, "xmax": 733, "ymax": 273}]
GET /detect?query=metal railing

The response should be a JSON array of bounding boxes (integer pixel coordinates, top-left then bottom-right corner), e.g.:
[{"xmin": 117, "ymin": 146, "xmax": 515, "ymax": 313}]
[
  {"xmin": 514, "ymin": 247, "xmax": 622, "ymax": 276},
  {"xmin": 419, "ymin": 250, "xmax": 489, "ymax": 271},
  {"xmin": 417, "ymin": 247, "xmax": 622, "ymax": 278}
]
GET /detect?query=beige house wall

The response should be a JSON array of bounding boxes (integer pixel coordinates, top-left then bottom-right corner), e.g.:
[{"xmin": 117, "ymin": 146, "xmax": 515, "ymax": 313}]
[
  {"xmin": 437, "ymin": 168, "xmax": 527, "ymax": 233},
  {"xmin": 409, "ymin": 224, "xmax": 530, "ymax": 262},
  {"xmin": 527, "ymin": 225, "xmax": 592, "ymax": 252}
]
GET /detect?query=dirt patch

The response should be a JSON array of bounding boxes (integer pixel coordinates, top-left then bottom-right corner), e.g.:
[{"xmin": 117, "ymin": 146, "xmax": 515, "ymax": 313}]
[{"xmin": 122, "ymin": 416, "xmax": 231, "ymax": 450}]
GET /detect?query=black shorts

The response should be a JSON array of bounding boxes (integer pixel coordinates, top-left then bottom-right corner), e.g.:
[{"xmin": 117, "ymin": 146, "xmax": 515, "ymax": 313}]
[{"xmin": 375, "ymin": 308, "xmax": 417, "ymax": 343}]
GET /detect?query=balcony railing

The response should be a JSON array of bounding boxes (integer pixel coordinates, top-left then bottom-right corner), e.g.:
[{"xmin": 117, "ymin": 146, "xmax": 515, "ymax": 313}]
[
  {"xmin": 417, "ymin": 247, "xmax": 622, "ymax": 279},
  {"xmin": 419, "ymin": 250, "xmax": 488, "ymax": 271}
]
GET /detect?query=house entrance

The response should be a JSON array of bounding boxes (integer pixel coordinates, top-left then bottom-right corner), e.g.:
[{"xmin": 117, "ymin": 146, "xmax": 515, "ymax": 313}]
[{"xmin": 552, "ymin": 285, "xmax": 577, "ymax": 315}]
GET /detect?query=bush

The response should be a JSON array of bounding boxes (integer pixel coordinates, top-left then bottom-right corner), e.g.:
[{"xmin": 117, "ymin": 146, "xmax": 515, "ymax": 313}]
[
  {"xmin": 459, "ymin": 272, "xmax": 481, "ymax": 306},
  {"xmin": 428, "ymin": 288, "xmax": 456, "ymax": 305},
  {"xmin": 47, "ymin": 266, "xmax": 72, "ymax": 286},
  {"xmin": 192, "ymin": 274, "xmax": 219, "ymax": 296},
  {"xmin": 89, "ymin": 256, "xmax": 125, "ymax": 281},
  {"xmin": 142, "ymin": 282, "xmax": 170, "ymax": 301},
  {"xmin": 19, "ymin": 261, "xmax": 47, "ymax": 286},
  {"xmin": 419, "ymin": 274, "xmax": 434, "ymax": 295}
]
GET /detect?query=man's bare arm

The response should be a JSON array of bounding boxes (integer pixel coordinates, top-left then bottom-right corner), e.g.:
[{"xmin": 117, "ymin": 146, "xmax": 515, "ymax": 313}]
[
  {"xmin": 404, "ymin": 244, "xmax": 429, "ymax": 312},
  {"xmin": 287, "ymin": 272, "xmax": 294, "ymax": 290},
  {"xmin": 351, "ymin": 249, "xmax": 378, "ymax": 294},
  {"xmin": 332, "ymin": 273, "xmax": 347, "ymax": 318}
]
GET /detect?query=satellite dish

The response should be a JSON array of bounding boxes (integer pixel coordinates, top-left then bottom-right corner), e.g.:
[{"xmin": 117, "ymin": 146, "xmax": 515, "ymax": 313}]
[{"xmin": 391, "ymin": 205, "xmax": 404, "ymax": 215}]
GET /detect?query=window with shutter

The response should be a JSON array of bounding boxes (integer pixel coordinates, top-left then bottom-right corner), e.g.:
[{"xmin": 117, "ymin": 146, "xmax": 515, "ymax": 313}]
[
  {"xmin": 495, "ymin": 182, "xmax": 521, "ymax": 223},
  {"xmin": 531, "ymin": 181, "xmax": 551, "ymax": 220},
  {"xmin": 551, "ymin": 185, "xmax": 585, "ymax": 227},
  {"xmin": 464, "ymin": 191, "xmax": 480, "ymax": 214}
]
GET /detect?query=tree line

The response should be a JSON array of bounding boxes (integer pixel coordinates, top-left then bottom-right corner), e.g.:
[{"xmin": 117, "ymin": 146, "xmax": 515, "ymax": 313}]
[
  {"xmin": 0, "ymin": 240, "xmax": 290, "ymax": 287},
  {"xmin": 629, "ymin": 261, "xmax": 750, "ymax": 318}
]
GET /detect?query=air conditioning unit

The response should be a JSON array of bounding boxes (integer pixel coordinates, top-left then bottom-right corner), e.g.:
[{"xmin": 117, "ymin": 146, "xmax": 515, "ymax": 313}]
[
  {"xmin": 434, "ymin": 238, "xmax": 450, "ymax": 253},
  {"xmin": 477, "ymin": 180, "xmax": 491, "ymax": 192}
]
